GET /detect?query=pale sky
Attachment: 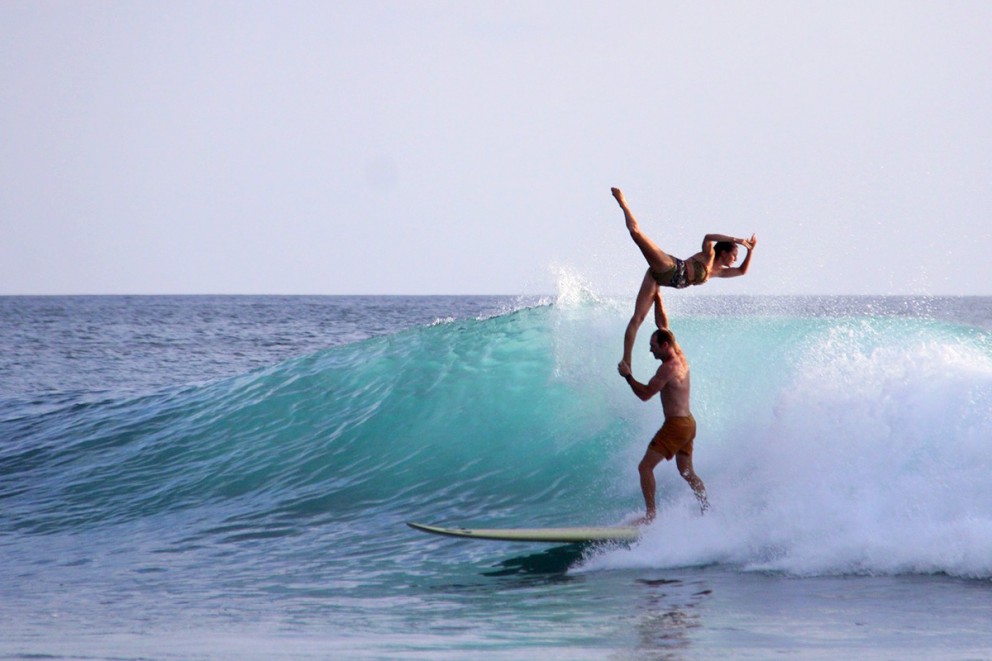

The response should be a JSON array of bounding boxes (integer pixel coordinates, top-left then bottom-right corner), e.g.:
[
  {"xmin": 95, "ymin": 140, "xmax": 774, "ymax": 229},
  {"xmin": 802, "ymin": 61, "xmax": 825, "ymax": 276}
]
[{"xmin": 2, "ymin": 1, "xmax": 990, "ymax": 295}]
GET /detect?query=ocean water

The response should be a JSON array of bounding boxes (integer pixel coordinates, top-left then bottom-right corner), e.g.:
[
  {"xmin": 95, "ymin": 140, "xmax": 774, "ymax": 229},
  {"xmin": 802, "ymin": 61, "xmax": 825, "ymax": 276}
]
[{"xmin": 2, "ymin": 291, "xmax": 992, "ymax": 660}]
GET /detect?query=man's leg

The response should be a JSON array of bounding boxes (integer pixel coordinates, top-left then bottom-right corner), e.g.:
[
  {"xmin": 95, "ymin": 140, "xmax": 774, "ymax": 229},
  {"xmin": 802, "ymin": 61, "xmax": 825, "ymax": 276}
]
[
  {"xmin": 637, "ymin": 448, "xmax": 666, "ymax": 523},
  {"xmin": 675, "ymin": 450, "xmax": 709, "ymax": 513}
]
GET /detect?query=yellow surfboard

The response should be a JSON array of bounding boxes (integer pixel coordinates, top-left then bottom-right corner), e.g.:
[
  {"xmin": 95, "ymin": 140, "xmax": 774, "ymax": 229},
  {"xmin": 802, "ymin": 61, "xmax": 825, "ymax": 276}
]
[{"xmin": 407, "ymin": 521, "xmax": 640, "ymax": 543}]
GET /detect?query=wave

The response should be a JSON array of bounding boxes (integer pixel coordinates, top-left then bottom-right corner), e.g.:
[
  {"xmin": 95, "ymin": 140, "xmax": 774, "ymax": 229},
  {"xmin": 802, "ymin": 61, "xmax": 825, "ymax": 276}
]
[
  {"xmin": 580, "ymin": 312, "xmax": 992, "ymax": 579},
  {"xmin": 2, "ymin": 294, "xmax": 991, "ymax": 578}
]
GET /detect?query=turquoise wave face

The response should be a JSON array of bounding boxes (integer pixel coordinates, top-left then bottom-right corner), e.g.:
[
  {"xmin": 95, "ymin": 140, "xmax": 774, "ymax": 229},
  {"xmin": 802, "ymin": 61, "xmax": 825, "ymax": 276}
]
[
  {"xmin": 1, "ymin": 305, "xmax": 620, "ymax": 535},
  {"xmin": 4, "ymin": 300, "xmax": 992, "ymax": 577}
]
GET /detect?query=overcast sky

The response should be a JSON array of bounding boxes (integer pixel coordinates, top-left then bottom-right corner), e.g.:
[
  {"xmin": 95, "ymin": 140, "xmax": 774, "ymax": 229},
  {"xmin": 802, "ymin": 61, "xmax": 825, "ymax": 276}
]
[{"xmin": 2, "ymin": 1, "xmax": 990, "ymax": 296}]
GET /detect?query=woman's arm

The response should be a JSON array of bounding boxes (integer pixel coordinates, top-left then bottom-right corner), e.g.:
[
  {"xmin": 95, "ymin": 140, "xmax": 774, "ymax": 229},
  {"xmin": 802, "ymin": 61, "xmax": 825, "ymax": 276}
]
[
  {"xmin": 711, "ymin": 234, "xmax": 757, "ymax": 279},
  {"xmin": 701, "ymin": 233, "xmax": 755, "ymax": 250},
  {"xmin": 736, "ymin": 234, "xmax": 757, "ymax": 274},
  {"xmin": 702, "ymin": 233, "xmax": 737, "ymax": 248}
]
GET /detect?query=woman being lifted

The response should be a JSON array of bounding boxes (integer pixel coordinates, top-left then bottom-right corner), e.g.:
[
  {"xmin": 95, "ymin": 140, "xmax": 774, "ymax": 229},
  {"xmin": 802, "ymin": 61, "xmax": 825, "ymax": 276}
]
[{"xmin": 612, "ymin": 187, "xmax": 757, "ymax": 370}]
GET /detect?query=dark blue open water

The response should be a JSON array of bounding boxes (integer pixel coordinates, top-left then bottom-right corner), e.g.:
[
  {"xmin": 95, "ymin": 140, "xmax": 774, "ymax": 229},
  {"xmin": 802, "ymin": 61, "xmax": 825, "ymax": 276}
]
[{"xmin": 2, "ymin": 292, "xmax": 992, "ymax": 659}]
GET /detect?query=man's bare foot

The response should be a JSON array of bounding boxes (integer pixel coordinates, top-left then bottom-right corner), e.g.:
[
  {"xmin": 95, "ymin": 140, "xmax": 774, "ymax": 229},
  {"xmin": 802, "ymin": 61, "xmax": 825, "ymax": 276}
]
[
  {"xmin": 629, "ymin": 510, "xmax": 656, "ymax": 526},
  {"xmin": 692, "ymin": 487, "xmax": 710, "ymax": 514},
  {"xmin": 611, "ymin": 187, "xmax": 626, "ymax": 206}
]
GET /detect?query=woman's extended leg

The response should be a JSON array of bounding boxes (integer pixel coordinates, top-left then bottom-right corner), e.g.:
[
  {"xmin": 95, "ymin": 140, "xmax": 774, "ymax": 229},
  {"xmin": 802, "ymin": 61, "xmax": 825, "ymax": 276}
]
[{"xmin": 612, "ymin": 187, "xmax": 675, "ymax": 273}]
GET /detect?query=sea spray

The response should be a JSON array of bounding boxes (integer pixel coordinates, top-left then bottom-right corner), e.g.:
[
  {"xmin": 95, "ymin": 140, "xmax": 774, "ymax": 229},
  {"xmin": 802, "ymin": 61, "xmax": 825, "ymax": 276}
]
[{"xmin": 581, "ymin": 313, "xmax": 992, "ymax": 578}]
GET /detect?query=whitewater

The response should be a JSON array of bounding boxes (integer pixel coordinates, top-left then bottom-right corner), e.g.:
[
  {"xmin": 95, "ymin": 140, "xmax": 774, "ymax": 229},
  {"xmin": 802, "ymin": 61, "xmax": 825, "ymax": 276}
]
[{"xmin": 2, "ymin": 291, "xmax": 991, "ymax": 659}]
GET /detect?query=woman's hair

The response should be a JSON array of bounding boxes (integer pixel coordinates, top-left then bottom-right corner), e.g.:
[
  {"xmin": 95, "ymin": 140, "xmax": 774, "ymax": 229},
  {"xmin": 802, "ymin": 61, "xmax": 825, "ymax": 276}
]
[{"xmin": 714, "ymin": 241, "xmax": 735, "ymax": 256}]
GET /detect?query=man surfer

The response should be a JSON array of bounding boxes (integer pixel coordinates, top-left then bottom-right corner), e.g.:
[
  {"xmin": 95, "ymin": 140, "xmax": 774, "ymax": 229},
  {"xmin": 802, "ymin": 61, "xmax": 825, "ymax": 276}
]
[{"xmin": 618, "ymin": 325, "xmax": 709, "ymax": 522}]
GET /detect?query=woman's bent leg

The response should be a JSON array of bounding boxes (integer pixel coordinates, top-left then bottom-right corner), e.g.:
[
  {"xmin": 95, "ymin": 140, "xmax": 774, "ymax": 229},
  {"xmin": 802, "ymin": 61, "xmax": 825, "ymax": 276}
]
[{"xmin": 623, "ymin": 271, "xmax": 658, "ymax": 368}]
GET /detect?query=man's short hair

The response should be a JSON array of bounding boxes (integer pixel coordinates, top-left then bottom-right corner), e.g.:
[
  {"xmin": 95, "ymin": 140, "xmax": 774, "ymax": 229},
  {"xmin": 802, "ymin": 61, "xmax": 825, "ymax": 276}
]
[
  {"xmin": 714, "ymin": 241, "xmax": 735, "ymax": 256},
  {"xmin": 652, "ymin": 328, "xmax": 675, "ymax": 346}
]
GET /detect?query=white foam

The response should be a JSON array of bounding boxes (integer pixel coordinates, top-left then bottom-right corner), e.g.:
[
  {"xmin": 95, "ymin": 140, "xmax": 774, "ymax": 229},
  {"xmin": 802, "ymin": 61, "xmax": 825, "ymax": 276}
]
[{"xmin": 580, "ymin": 321, "xmax": 992, "ymax": 578}]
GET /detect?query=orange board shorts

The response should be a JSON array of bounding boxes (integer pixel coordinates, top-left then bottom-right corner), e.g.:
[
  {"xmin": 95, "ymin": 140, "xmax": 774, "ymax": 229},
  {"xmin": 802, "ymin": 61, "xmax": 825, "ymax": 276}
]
[{"xmin": 648, "ymin": 415, "xmax": 696, "ymax": 460}]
